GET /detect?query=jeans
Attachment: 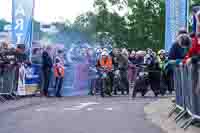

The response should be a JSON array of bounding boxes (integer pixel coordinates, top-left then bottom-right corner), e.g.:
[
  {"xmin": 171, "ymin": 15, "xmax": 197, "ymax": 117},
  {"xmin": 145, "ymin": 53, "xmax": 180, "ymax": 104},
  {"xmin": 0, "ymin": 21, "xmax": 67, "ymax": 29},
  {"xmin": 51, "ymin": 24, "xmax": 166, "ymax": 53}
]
[
  {"xmin": 120, "ymin": 70, "xmax": 129, "ymax": 94},
  {"xmin": 54, "ymin": 77, "xmax": 63, "ymax": 96}
]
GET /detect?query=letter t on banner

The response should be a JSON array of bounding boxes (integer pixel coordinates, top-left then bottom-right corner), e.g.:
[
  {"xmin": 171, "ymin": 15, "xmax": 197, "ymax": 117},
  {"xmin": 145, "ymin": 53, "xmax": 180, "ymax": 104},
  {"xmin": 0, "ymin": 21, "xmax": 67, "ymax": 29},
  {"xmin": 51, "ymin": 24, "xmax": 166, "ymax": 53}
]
[{"xmin": 12, "ymin": 0, "xmax": 34, "ymax": 60}]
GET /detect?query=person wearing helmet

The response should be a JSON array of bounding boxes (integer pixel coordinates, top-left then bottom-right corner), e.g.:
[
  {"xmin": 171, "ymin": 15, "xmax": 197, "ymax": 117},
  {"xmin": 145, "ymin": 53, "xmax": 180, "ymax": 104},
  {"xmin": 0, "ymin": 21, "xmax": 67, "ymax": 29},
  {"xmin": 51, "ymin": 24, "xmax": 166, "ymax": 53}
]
[
  {"xmin": 157, "ymin": 49, "xmax": 166, "ymax": 70},
  {"xmin": 146, "ymin": 48, "xmax": 153, "ymax": 55},
  {"xmin": 97, "ymin": 51, "xmax": 112, "ymax": 70},
  {"xmin": 144, "ymin": 49, "xmax": 155, "ymax": 65},
  {"xmin": 135, "ymin": 51, "xmax": 145, "ymax": 64},
  {"xmin": 96, "ymin": 51, "xmax": 113, "ymax": 96}
]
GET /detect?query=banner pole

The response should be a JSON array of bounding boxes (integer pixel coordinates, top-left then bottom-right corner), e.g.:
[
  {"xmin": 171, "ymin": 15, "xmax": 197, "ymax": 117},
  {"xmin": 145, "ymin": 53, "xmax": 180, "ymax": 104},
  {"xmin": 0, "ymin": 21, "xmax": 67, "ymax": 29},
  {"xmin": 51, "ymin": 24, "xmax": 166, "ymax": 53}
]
[
  {"xmin": 187, "ymin": 0, "xmax": 190, "ymax": 32},
  {"xmin": 29, "ymin": 0, "xmax": 35, "ymax": 61}
]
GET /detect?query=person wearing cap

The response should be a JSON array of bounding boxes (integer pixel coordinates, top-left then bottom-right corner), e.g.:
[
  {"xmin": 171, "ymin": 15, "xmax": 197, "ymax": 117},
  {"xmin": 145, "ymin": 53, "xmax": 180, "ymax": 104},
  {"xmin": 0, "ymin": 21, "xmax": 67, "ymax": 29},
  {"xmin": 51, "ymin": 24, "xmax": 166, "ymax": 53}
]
[{"xmin": 53, "ymin": 57, "xmax": 65, "ymax": 97}]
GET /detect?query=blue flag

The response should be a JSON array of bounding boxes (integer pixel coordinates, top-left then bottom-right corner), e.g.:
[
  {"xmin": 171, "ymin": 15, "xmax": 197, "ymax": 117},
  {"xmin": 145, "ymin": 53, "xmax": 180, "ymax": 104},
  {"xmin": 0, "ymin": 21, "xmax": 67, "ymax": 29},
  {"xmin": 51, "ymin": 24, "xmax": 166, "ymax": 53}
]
[
  {"xmin": 165, "ymin": 0, "xmax": 188, "ymax": 52},
  {"xmin": 12, "ymin": 0, "xmax": 34, "ymax": 49}
]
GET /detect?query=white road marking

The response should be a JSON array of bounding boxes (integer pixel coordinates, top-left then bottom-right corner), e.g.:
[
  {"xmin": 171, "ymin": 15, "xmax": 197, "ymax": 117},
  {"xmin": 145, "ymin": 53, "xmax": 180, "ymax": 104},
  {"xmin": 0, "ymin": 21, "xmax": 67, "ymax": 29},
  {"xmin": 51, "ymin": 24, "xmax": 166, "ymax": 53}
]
[
  {"xmin": 36, "ymin": 102, "xmax": 100, "ymax": 112},
  {"xmin": 64, "ymin": 102, "xmax": 99, "ymax": 111},
  {"xmin": 74, "ymin": 102, "xmax": 99, "ymax": 109},
  {"xmin": 63, "ymin": 108, "xmax": 80, "ymax": 111},
  {"xmin": 104, "ymin": 108, "xmax": 113, "ymax": 111},
  {"xmin": 87, "ymin": 108, "xmax": 94, "ymax": 111},
  {"xmin": 36, "ymin": 108, "xmax": 49, "ymax": 112}
]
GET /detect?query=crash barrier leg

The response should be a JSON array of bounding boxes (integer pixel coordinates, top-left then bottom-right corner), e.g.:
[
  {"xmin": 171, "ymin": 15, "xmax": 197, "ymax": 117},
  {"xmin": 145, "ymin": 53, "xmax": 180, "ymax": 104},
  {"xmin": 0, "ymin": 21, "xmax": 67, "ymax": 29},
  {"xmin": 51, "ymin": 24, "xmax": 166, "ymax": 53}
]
[
  {"xmin": 175, "ymin": 110, "xmax": 187, "ymax": 122},
  {"xmin": 0, "ymin": 96, "xmax": 6, "ymax": 102},
  {"xmin": 168, "ymin": 103, "xmax": 177, "ymax": 118},
  {"xmin": 179, "ymin": 109, "xmax": 196, "ymax": 129}
]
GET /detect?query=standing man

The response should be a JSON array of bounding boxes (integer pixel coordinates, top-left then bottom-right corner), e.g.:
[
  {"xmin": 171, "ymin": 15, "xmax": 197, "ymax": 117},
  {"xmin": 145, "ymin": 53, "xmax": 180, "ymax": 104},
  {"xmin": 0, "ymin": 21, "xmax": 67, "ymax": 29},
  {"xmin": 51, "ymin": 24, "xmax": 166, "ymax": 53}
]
[{"xmin": 42, "ymin": 51, "xmax": 53, "ymax": 96}]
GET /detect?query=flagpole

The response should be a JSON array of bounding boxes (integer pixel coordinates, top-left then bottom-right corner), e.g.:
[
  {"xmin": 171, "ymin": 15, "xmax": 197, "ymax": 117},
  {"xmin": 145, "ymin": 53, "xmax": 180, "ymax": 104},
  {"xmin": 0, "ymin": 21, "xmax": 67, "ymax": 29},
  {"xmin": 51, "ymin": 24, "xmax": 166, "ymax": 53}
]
[
  {"xmin": 30, "ymin": 0, "xmax": 35, "ymax": 61},
  {"xmin": 186, "ymin": 0, "xmax": 190, "ymax": 32}
]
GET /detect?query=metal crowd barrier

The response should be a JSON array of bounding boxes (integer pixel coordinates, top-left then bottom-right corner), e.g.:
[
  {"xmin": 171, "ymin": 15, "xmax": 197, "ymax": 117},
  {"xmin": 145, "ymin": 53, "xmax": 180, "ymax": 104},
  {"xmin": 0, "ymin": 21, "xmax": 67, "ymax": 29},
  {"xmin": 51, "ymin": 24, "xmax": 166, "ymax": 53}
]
[
  {"xmin": 0, "ymin": 65, "xmax": 18, "ymax": 102},
  {"xmin": 169, "ymin": 60, "xmax": 200, "ymax": 129},
  {"xmin": 183, "ymin": 62, "xmax": 200, "ymax": 128}
]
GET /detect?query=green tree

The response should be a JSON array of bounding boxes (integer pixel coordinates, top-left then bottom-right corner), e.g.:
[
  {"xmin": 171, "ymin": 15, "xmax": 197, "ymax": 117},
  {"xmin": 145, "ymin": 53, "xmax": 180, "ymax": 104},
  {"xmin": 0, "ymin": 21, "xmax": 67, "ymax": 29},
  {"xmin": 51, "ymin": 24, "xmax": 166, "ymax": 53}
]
[
  {"xmin": 0, "ymin": 19, "xmax": 10, "ymax": 31},
  {"xmin": 127, "ymin": 0, "xmax": 165, "ymax": 50},
  {"xmin": 94, "ymin": 0, "xmax": 129, "ymax": 47}
]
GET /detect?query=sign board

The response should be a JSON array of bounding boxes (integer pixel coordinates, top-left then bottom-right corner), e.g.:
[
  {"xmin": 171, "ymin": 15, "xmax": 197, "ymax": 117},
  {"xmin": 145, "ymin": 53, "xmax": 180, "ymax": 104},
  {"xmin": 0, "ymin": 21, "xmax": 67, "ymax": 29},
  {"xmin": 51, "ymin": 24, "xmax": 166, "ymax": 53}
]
[{"xmin": 17, "ymin": 64, "xmax": 41, "ymax": 96}]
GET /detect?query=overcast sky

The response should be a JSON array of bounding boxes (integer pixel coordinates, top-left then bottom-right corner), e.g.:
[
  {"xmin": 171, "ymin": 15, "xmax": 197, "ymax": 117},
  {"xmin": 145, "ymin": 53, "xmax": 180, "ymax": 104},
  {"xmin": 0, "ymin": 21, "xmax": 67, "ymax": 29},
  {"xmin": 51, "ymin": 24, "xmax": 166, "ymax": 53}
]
[{"xmin": 0, "ymin": 0, "xmax": 94, "ymax": 23}]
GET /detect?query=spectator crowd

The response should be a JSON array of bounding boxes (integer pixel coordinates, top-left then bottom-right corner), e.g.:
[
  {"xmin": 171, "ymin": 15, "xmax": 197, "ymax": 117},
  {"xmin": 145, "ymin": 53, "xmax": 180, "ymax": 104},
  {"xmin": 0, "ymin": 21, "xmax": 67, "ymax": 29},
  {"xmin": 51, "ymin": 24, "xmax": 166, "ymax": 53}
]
[{"xmin": 0, "ymin": 28, "xmax": 198, "ymax": 98}]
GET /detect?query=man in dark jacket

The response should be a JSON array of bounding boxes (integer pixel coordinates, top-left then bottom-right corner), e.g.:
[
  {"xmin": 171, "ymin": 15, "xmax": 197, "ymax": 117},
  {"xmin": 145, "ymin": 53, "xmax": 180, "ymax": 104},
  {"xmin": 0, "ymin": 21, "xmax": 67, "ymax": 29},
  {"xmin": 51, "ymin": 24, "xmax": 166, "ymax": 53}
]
[
  {"xmin": 166, "ymin": 29, "xmax": 191, "ymax": 94},
  {"xmin": 42, "ymin": 51, "xmax": 53, "ymax": 96},
  {"xmin": 168, "ymin": 29, "xmax": 191, "ymax": 60}
]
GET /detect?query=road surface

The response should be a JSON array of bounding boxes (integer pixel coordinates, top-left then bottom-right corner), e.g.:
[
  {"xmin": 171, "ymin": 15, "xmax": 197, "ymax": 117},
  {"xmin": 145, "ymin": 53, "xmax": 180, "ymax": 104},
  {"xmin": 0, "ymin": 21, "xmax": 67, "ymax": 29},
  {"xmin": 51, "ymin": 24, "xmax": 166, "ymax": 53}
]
[{"xmin": 0, "ymin": 96, "xmax": 166, "ymax": 133}]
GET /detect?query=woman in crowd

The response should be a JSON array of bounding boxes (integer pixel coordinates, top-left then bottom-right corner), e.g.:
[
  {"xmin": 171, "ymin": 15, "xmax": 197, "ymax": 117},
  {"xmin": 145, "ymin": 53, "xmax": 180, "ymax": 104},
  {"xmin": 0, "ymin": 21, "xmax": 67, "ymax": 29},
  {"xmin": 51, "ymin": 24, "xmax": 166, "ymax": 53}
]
[
  {"xmin": 128, "ymin": 50, "xmax": 137, "ymax": 84},
  {"xmin": 53, "ymin": 57, "xmax": 65, "ymax": 97}
]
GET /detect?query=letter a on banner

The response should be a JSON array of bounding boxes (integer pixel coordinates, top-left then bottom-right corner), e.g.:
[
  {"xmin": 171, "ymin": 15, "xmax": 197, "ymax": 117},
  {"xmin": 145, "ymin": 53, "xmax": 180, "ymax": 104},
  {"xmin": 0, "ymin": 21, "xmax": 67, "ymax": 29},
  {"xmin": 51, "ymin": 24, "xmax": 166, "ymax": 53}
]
[{"xmin": 12, "ymin": 0, "xmax": 34, "ymax": 49}]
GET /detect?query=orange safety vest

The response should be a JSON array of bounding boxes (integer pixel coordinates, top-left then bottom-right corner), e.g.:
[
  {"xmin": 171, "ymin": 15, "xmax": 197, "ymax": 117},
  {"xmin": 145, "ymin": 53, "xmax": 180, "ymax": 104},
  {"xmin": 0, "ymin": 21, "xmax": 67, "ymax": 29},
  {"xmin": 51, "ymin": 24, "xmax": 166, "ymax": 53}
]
[
  {"xmin": 54, "ymin": 64, "xmax": 65, "ymax": 78},
  {"xmin": 99, "ymin": 57, "xmax": 112, "ymax": 70}
]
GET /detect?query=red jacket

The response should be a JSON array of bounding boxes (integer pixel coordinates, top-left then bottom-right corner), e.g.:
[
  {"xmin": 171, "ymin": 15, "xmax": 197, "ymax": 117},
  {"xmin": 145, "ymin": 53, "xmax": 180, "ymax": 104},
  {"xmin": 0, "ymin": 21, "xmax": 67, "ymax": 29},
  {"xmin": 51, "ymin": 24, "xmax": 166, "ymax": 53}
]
[{"xmin": 183, "ymin": 37, "xmax": 200, "ymax": 64}]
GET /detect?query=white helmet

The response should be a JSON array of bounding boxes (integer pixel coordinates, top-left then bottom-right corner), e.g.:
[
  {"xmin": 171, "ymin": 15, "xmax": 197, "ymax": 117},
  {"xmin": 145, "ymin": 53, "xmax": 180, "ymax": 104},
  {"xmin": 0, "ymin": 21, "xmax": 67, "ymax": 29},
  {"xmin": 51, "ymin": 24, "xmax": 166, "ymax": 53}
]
[
  {"xmin": 136, "ymin": 51, "xmax": 146, "ymax": 56},
  {"xmin": 158, "ymin": 49, "xmax": 165, "ymax": 55},
  {"xmin": 101, "ymin": 51, "xmax": 109, "ymax": 56}
]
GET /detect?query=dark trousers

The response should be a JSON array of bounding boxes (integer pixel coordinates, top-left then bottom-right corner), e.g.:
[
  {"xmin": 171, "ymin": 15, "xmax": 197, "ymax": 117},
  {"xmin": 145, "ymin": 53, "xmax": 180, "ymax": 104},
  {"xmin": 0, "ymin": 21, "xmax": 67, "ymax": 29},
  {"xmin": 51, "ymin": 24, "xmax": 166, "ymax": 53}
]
[
  {"xmin": 108, "ymin": 72, "xmax": 114, "ymax": 92},
  {"xmin": 164, "ymin": 70, "xmax": 174, "ymax": 93},
  {"xmin": 54, "ymin": 77, "xmax": 63, "ymax": 96},
  {"xmin": 89, "ymin": 78, "xmax": 96, "ymax": 95},
  {"xmin": 120, "ymin": 70, "xmax": 129, "ymax": 94},
  {"xmin": 43, "ymin": 69, "xmax": 51, "ymax": 96}
]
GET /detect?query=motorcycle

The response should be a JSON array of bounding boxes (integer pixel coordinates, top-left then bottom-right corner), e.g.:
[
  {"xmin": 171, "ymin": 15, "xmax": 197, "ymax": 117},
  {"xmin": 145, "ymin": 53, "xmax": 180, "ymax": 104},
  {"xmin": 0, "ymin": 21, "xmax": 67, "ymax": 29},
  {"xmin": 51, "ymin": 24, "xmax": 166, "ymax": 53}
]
[
  {"xmin": 132, "ymin": 65, "xmax": 149, "ymax": 98},
  {"xmin": 99, "ymin": 67, "xmax": 112, "ymax": 97}
]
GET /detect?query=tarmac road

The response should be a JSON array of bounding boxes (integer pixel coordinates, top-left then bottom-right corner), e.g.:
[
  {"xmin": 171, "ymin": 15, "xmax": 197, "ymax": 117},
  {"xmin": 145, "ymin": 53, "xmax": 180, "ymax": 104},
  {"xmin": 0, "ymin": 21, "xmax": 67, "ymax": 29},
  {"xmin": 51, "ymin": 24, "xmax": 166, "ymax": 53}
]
[{"xmin": 0, "ymin": 96, "xmax": 166, "ymax": 133}]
